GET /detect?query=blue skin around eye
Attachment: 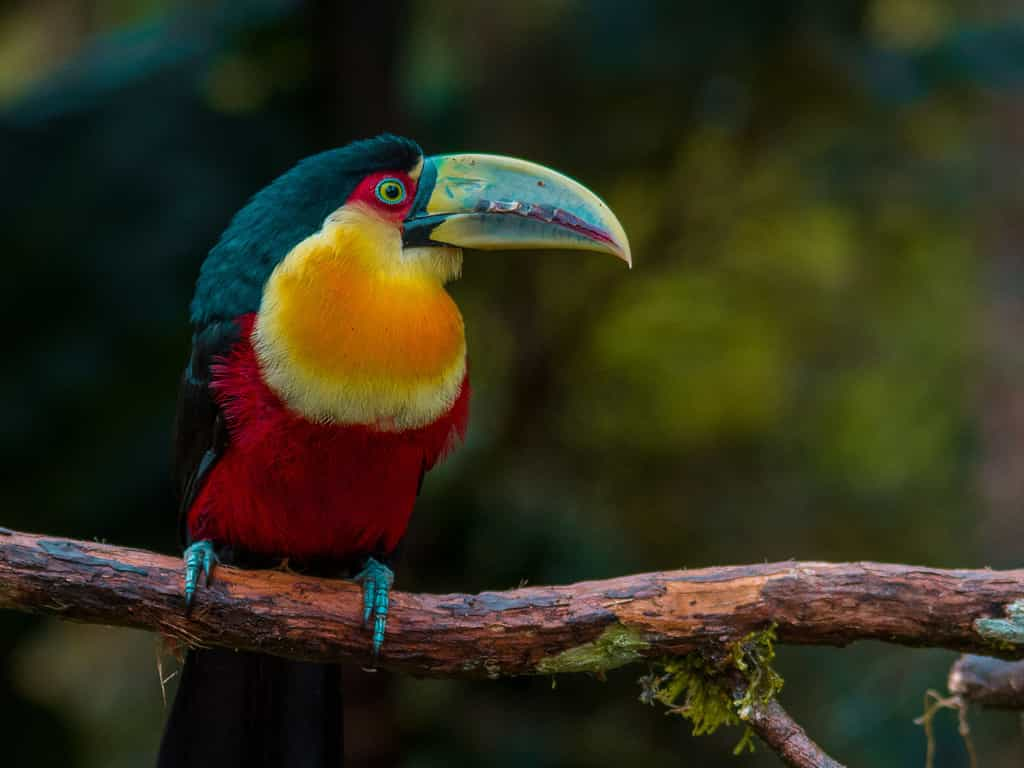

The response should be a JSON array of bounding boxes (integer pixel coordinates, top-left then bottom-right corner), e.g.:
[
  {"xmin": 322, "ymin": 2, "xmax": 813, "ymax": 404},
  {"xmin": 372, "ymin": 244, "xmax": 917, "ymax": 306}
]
[{"xmin": 375, "ymin": 178, "xmax": 406, "ymax": 205}]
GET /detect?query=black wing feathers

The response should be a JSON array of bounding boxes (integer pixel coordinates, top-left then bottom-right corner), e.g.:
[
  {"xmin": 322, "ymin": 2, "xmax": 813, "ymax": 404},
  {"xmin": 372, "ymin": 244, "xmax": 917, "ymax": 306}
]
[{"xmin": 173, "ymin": 321, "xmax": 239, "ymax": 546}]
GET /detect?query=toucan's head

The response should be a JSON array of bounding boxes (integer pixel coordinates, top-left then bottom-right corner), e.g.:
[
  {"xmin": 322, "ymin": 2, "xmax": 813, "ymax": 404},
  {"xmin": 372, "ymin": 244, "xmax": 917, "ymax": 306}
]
[
  {"xmin": 192, "ymin": 134, "xmax": 630, "ymax": 429},
  {"xmin": 193, "ymin": 134, "xmax": 629, "ymax": 325}
]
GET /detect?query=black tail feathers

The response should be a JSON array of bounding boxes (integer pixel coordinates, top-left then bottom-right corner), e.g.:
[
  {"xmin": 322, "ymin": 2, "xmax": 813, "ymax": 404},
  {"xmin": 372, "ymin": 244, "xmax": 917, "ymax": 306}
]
[{"xmin": 157, "ymin": 648, "xmax": 343, "ymax": 767}]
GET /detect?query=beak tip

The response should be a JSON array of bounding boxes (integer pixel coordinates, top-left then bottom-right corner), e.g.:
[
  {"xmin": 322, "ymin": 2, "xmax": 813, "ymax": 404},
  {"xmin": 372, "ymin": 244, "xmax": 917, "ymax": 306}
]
[
  {"xmin": 612, "ymin": 236, "xmax": 632, "ymax": 269},
  {"xmin": 600, "ymin": 211, "xmax": 631, "ymax": 269}
]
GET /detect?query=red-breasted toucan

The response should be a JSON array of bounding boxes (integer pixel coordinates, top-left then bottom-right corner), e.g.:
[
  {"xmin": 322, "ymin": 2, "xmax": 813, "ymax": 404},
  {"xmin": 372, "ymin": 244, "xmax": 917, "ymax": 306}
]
[{"xmin": 157, "ymin": 135, "xmax": 630, "ymax": 767}]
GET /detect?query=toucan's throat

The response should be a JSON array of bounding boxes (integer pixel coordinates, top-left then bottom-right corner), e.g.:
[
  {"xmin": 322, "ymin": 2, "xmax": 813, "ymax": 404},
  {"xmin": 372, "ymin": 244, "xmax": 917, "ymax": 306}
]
[{"xmin": 251, "ymin": 211, "xmax": 467, "ymax": 430}]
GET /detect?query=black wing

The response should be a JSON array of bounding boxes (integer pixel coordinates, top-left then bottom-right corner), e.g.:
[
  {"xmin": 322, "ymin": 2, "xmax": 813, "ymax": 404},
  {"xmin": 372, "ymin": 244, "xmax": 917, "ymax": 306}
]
[{"xmin": 173, "ymin": 321, "xmax": 240, "ymax": 546}]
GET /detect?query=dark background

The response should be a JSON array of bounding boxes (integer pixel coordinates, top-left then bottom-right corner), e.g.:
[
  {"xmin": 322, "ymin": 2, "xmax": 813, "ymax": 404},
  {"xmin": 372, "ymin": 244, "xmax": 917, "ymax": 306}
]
[{"xmin": 2, "ymin": 0, "xmax": 1023, "ymax": 765}]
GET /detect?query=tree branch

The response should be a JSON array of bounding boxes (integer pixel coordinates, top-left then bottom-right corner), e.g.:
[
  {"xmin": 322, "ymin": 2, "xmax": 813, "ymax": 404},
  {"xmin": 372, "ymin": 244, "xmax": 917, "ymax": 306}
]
[
  {"xmin": 744, "ymin": 697, "xmax": 845, "ymax": 767},
  {"xmin": 729, "ymin": 674, "xmax": 846, "ymax": 768},
  {"xmin": 948, "ymin": 655, "xmax": 1024, "ymax": 709},
  {"xmin": 2, "ymin": 529, "xmax": 1024, "ymax": 677},
  {"xmin": 10, "ymin": 528, "xmax": 1023, "ymax": 766}
]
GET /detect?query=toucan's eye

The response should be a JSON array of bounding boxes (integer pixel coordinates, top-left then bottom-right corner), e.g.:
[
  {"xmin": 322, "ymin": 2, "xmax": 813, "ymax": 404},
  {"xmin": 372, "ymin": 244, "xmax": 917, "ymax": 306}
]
[{"xmin": 374, "ymin": 178, "xmax": 407, "ymax": 205}]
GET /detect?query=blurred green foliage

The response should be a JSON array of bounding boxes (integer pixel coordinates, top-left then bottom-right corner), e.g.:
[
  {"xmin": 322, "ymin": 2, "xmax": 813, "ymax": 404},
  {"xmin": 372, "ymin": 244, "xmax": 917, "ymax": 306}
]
[{"xmin": 2, "ymin": 0, "xmax": 1023, "ymax": 765}]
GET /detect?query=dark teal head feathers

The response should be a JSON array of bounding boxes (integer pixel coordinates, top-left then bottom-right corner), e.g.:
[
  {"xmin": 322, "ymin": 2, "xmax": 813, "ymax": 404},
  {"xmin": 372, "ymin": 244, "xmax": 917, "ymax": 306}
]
[{"xmin": 191, "ymin": 134, "xmax": 423, "ymax": 327}]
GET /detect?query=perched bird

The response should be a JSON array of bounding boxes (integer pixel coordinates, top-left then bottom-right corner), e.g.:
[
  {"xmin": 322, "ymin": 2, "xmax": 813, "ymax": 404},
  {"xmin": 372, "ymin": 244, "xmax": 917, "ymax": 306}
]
[{"xmin": 158, "ymin": 134, "xmax": 630, "ymax": 767}]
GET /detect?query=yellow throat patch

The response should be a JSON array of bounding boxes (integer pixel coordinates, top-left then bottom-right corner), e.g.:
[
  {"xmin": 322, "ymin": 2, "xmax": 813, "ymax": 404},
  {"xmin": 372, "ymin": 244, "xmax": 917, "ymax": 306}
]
[{"xmin": 252, "ymin": 205, "xmax": 466, "ymax": 430}]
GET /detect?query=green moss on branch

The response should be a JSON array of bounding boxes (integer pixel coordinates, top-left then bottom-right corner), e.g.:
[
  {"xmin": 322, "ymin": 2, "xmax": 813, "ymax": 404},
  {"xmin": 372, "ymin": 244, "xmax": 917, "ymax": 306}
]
[
  {"xmin": 639, "ymin": 625, "xmax": 783, "ymax": 754},
  {"xmin": 536, "ymin": 624, "xmax": 649, "ymax": 675}
]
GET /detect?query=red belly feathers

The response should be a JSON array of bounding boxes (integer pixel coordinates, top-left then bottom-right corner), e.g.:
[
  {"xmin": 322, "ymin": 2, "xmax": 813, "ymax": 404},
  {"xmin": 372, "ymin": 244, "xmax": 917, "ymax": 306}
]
[{"xmin": 187, "ymin": 315, "xmax": 469, "ymax": 561}]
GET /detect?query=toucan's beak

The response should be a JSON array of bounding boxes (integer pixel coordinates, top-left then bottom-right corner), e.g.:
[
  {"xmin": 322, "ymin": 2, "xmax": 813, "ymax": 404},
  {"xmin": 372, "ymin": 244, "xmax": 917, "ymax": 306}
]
[{"xmin": 403, "ymin": 154, "xmax": 631, "ymax": 267}]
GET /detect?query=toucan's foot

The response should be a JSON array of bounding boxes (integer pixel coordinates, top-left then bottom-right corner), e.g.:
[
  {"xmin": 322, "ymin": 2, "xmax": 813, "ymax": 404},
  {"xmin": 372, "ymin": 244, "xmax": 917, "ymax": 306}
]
[
  {"xmin": 183, "ymin": 540, "xmax": 218, "ymax": 615},
  {"xmin": 354, "ymin": 557, "xmax": 394, "ymax": 656}
]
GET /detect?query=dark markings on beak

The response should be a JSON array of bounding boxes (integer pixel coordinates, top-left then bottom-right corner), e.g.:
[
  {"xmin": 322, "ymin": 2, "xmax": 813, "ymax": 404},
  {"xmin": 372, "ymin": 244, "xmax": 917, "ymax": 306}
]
[{"xmin": 470, "ymin": 199, "xmax": 618, "ymax": 249}]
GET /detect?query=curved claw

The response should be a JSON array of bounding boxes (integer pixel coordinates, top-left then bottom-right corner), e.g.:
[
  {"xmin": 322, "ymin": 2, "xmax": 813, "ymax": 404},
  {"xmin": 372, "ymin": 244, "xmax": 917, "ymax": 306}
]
[
  {"xmin": 354, "ymin": 558, "xmax": 394, "ymax": 656},
  {"xmin": 183, "ymin": 540, "xmax": 218, "ymax": 615}
]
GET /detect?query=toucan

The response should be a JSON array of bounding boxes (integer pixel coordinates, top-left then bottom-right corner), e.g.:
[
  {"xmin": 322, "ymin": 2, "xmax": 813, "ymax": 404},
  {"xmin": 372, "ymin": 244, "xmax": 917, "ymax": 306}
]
[{"xmin": 157, "ymin": 134, "xmax": 630, "ymax": 767}]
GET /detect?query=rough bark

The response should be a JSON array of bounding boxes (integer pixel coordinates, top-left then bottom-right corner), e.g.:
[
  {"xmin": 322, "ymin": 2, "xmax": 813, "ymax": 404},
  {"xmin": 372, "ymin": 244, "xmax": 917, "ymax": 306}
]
[
  {"xmin": 717, "ymin": 671, "xmax": 847, "ymax": 767},
  {"xmin": 2, "ymin": 529, "xmax": 1024, "ymax": 677},
  {"xmin": 742, "ymin": 697, "xmax": 846, "ymax": 768}
]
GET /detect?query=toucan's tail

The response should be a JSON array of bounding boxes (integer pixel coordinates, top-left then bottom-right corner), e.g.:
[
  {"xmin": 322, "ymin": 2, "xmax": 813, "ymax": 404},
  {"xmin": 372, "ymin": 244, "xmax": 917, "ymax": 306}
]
[{"xmin": 157, "ymin": 647, "xmax": 344, "ymax": 767}]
